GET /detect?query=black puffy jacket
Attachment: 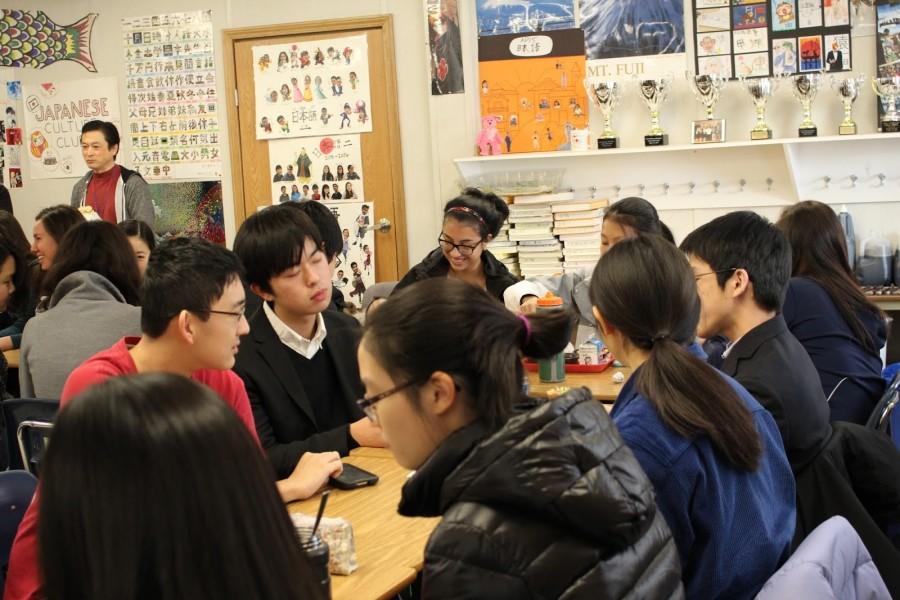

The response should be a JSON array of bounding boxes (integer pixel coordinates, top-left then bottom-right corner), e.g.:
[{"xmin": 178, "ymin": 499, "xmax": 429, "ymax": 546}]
[{"xmin": 399, "ymin": 389, "xmax": 684, "ymax": 600}]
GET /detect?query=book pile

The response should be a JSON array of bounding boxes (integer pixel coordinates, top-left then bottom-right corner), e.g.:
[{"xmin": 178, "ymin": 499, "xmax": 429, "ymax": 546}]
[
  {"xmin": 508, "ymin": 191, "xmax": 572, "ymax": 278},
  {"xmin": 552, "ymin": 198, "xmax": 608, "ymax": 273},
  {"xmin": 489, "ymin": 221, "xmax": 520, "ymax": 276}
]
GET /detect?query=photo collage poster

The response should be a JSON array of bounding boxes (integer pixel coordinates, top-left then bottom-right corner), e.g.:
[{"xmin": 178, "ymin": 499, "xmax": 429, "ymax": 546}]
[
  {"xmin": 693, "ymin": 0, "xmax": 853, "ymax": 78},
  {"xmin": 22, "ymin": 77, "xmax": 121, "ymax": 179},
  {"xmin": 121, "ymin": 11, "xmax": 223, "ymax": 180},
  {"xmin": 0, "ymin": 81, "xmax": 24, "ymax": 188},
  {"xmin": 325, "ymin": 201, "xmax": 375, "ymax": 315},
  {"xmin": 478, "ymin": 29, "xmax": 589, "ymax": 154},
  {"xmin": 875, "ymin": 1, "xmax": 900, "ymax": 123},
  {"xmin": 267, "ymin": 134, "xmax": 365, "ymax": 205},
  {"xmin": 252, "ymin": 34, "xmax": 372, "ymax": 140}
]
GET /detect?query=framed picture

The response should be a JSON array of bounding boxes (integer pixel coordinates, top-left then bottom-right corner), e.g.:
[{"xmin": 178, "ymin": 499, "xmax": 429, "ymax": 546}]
[{"xmin": 692, "ymin": 118, "xmax": 726, "ymax": 144}]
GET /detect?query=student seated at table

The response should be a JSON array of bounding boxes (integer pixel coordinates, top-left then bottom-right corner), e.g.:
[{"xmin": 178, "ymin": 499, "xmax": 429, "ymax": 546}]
[
  {"xmin": 233, "ymin": 206, "xmax": 383, "ymax": 479},
  {"xmin": 39, "ymin": 373, "xmax": 324, "ymax": 599},
  {"xmin": 19, "ymin": 221, "xmax": 142, "ymax": 399},
  {"xmin": 117, "ymin": 218, "xmax": 156, "ymax": 280},
  {"xmin": 0, "ymin": 235, "xmax": 32, "ymax": 355},
  {"xmin": 680, "ymin": 211, "xmax": 832, "ymax": 473},
  {"xmin": 359, "ymin": 278, "xmax": 683, "ymax": 599},
  {"xmin": 777, "ymin": 201, "xmax": 887, "ymax": 424},
  {"xmin": 31, "ymin": 205, "xmax": 85, "ymax": 312},
  {"xmin": 505, "ymin": 196, "xmax": 674, "ymax": 333},
  {"xmin": 590, "ymin": 234, "xmax": 795, "ymax": 598},
  {"xmin": 394, "ymin": 188, "xmax": 519, "ymax": 302},
  {"xmin": 4, "ymin": 238, "xmax": 343, "ymax": 600}
]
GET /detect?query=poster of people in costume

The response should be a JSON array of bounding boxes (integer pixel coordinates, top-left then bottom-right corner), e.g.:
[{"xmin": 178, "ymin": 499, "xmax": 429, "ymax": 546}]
[
  {"xmin": 325, "ymin": 201, "xmax": 375, "ymax": 316},
  {"xmin": 252, "ymin": 35, "xmax": 372, "ymax": 140},
  {"xmin": 267, "ymin": 134, "xmax": 365, "ymax": 205},
  {"xmin": 121, "ymin": 11, "xmax": 222, "ymax": 180},
  {"xmin": 0, "ymin": 10, "xmax": 98, "ymax": 72},
  {"xmin": 22, "ymin": 77, "xmax": 121, "ymax": 179}
]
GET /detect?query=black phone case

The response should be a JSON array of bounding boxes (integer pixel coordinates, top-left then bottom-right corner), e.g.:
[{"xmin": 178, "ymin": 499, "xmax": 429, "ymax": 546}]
[{"xmin": 330, "ymin": 464, "xmax": 379, "ymax": 490}]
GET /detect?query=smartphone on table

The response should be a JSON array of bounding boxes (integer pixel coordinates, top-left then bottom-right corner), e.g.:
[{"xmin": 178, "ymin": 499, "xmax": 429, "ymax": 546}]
[{"xmin": 329, "ymin": 462, "xmax": 379, "ymax": 490}]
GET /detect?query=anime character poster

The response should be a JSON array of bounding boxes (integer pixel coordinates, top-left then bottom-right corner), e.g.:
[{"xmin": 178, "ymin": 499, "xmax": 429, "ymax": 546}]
[
  {"xmin": 267, "ymin": 134, "xmax": 364, "ymax": 205},
  {"xmin": 772, "ymin": 38, "xmax": 799, "ymax": 74},
  {"xmin": 428, "ymin": 0, "xmax": 464, "ymax": 94},
  {"xmin": 22, "ymin": 77, "xmax": 121, "ymax": 179},
  {"xmin": 252, "ymin": 35, "xmax": 372, "ymax": 140},
  {"xmin": 476, "ymin": 0, "xmax": 577, "ymax": 36},
  {"xmin": 479, "ymin": 29, "xmax": 588, "ymax": 154},
  {"xmin": 325, "ymin": 201, "xmax": 375, "ymax": 315},
  {"xmin": 582, "ymin": 0, "xmax": 687, "ymax": 79},
  {"xmin": 149, "ymin": 180, "xmax": 225, "ymax": 245},
  {"xmin": 0, "ymin": 81, "xmax": 24, "ymax": 188},
  {"xmin": 0, "ymin": 10, "xmax": 98, "ymax": 71}
]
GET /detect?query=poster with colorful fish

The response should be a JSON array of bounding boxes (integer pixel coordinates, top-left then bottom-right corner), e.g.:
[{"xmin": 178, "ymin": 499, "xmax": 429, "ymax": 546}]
[
  {"xmin": 0, "ymin": 81, "xmax": 25, "ymax": 188},
  {"xmin": 252, "ymin": 34, "xmax": 372, "ymax": 140},
  {"xmin": 121, "ymin": 11, "xmax": 222, "ymax": 180},
  {"xmin": 267, "ymin": 134, "xmax": 365, "ymax": 205},
  {"xmin": 0, "ymin": 10, "xmax": 97, "ymax": 72},
  {"xmin": 22, "ymin": 77, "xmax": 121, "ymax": 179},
  {"xmin": 149, "ymin": 180, "xmax": 225, "ymax": 245}
]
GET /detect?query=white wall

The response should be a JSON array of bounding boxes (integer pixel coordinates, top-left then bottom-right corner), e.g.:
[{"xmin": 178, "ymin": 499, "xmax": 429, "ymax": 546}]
[{"xmin": 2, "ymin": 1, "xmax": 898, "ymax": 264}]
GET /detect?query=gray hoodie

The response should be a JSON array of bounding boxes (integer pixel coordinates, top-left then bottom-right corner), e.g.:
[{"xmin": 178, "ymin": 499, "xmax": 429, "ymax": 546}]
[
  {"xmin": 19, "ymin": 271, "xmax": 141, "ymax": 399},
  {"xmin": 69, "ymin": 165, "xmax": 155, "ymax": 228}
]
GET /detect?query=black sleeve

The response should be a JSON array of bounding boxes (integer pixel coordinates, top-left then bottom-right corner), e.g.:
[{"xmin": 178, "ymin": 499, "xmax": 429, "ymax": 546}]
[
  {"xmin": 392, "ymin": 266, "xmax": 421, "ymax": 294},
  {"xmin": 0, "ymin": 185, "xmax": 11, "ymax": 214}
]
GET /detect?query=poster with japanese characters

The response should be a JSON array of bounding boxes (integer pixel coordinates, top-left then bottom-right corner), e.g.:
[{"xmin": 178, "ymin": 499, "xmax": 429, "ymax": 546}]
[
  {"xmin": 252, "ymin": 35, "xmax": 372, "ymax": 140},
  {"xmin": 693, "ymin": 0, "xmax": 852, "ymax": 78},
  {"xmin": 0, "ymin": 81, "xmax": 24, "ymax": 188},
  {"xmin": 267, "ymin": 134, "xmax": 365, "ymax": 204},
  {"xmin": 121, "ymin": 11, "xmax": 222, "ymax": 180},
  {"xmin": 22, "ymin": 78, "xmax": 121, "ymax": 179},
  {"xmin": 325, "ymin": 201, "xmax": 375, "ymax": 315}
]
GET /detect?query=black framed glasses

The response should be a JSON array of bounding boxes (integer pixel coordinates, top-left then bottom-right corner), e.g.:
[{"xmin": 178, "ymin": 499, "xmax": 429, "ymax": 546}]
[
  {"xmin": 356, "ymin": 379, "xmax": 420, "ymax": 422},
  {"xmin": 438, "ymin": 236, "xmax": 483, "ymax": 257},
  {"xmin": 693, "ymin": 268, "xmax": 737, "ymax": 282},
  {"xmin": 204, "ymin": 308, "xmax": 246, "ymax": 325}
]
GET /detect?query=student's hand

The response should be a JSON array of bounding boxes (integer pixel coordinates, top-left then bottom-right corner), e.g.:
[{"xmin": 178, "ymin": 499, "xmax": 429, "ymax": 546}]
[
  {"xmin": 280, "ymin": 451, "xmax": 343, "ymax": 501},
  {"xmin": 519, "ymin": 295, "xmax": 539, "ymax": 315},
  {"xmin": 350, "ymin": 417, "xmax": 386, "ymax": 448},
  {"xmin": 0, "ymin": 336, "xmax": 13, "ymax": 352}
]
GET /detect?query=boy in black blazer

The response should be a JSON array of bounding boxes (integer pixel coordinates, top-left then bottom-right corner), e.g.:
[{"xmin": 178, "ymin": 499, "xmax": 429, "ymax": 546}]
[
  {"xmin": 233, "ymin": 206, "xmax": 384, "ymax": 478},
  {"xmin": 680, "ymin": 211, "xmax": 831, "ymax": 472}
]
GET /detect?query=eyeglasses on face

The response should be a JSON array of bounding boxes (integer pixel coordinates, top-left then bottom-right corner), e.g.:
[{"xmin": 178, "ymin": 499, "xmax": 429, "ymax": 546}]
[
  {"xmin": 693, "ymin": 267, "xmax": 738, "ymax": 282},
  {"xmin": 356, "ymin": 379, "xmax": 420, "ymax": 422},
  {"xmin": 437, "ymin": 236, "xmax": 483, "ymax": 257},
  {"xmin": 204, "ymin": 307, "xmax": 247, "ymax": 324}
]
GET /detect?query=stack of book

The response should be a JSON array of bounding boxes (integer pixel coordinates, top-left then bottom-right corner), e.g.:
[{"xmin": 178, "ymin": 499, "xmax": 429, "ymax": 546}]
[
  {"xmin": 508, "ymin": 191, "xmax": 573, "ymax": 277},
  {"xmin": 552, "ymin": 198, "xmax": 608, "ymax": 273},
  {"xmin": 489, "ymin": 222, "xmax": 520, "ymax": 276}
]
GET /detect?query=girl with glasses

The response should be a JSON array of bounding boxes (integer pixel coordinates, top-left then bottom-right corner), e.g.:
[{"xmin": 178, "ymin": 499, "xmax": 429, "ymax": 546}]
[
  {"xmin": 394, "ymin": 188, "xmax": 518, "ymax": 301},
  {"xmin": 359, "ymin": 277, "xmax": 683, "ymax": 599}
]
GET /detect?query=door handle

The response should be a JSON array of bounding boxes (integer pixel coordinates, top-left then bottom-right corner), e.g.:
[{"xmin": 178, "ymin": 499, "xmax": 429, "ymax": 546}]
[{"xmin": 374, "ymin": 218, "xmax": 391, "ymax": 233}]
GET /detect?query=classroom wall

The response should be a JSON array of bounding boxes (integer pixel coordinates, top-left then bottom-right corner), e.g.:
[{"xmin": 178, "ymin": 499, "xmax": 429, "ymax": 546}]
[{"xmin": 2, "ymin": 2, "xmax": 898, "ymax": 266}]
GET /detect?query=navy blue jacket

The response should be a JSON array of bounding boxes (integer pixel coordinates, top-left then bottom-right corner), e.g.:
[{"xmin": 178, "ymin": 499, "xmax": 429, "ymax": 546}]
[
  {"xmin": 782, "ymin": 277, "xmax": 886, "ymax": 424},
  {"xmin": 612, "ymin": 344, "xmax": 796, "ymax": 599}
]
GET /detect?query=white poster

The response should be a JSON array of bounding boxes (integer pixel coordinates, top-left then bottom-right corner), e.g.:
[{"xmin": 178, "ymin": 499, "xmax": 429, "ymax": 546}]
[
  {"xmin": 326, "ymin": 201, "xmax": 375, "ymax": 315},
  {"xmin": 0, "ymin": 81, "xmax": 24, "ymax": 188},
  {"xmin": 121, "ymin": 11, "xmax": 222, "ymax": 180},
  {"xmin": 267, "ymin": 134, "xmax": 364, "ymax": 204},
  {"xmin": 22, "ymin": 78, "xmax": 121, "ymax": 179},
  {"xmin": 252, "ymin": 34, "xmax": 372, "ymax": 140}
]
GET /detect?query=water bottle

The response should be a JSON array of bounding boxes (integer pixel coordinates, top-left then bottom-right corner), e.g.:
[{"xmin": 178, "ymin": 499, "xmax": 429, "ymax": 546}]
[
  {"xmin": 299, "ymin": 527, "xmax": 331, "ymax": 599},
  {"xmin": 838, "ymin": 205, "xmax": 856, "ymax": 269},
  {"xmin": 537, "ymin": 293, "xmax": 566, "ymax": 383}
]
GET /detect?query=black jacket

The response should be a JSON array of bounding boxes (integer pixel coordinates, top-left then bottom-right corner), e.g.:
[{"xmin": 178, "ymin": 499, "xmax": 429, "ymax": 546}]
[
  {"xmin": 399, "ymin": 389, "xmax": 684, "ymax": 600},
  {"xmin": 721, "ymin": 316, "xmax": 831, "ymax": 471},
  {"xmin": 394, "ymin": 248, "xmax": 519, "ymax": 302},
  {"xmin": 232, "ymin": 307, "xmax": 364, "ymax": 478}
]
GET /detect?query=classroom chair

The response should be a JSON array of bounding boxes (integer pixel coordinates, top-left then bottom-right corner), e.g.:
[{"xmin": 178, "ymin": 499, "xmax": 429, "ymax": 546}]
[
  {"xmin": 867, "ymin": 370, "xmax": 900, "ymax": 449},
  {"xmin": 2, "ymin": 399, "xmax": 58, "ymax": 475},
  {"xmin": 0, "ymin": 470, "xmax": 37, "ymax": 591}
]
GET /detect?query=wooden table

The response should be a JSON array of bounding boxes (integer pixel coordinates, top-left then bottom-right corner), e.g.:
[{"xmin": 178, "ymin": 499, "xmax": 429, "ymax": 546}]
[
  {"xmin": 289, "ymin": 448, "xmax": 439, "ymax": 600},
  {"xmin": 868, "ymin": 295, "xmax": 900, "ymax": 312},
  {"xmin": 4, "ymin": 349, "xmax": 18, "ymax": 369},
  {"xmin": 527, "ymin": 367, "xmax": 631, "ymax": 404}
]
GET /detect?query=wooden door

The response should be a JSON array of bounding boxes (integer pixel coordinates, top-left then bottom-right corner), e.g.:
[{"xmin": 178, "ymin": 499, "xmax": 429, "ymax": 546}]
[{"xmin": 223, "ymin": 16, "xmax": 408, "ymax": 281}]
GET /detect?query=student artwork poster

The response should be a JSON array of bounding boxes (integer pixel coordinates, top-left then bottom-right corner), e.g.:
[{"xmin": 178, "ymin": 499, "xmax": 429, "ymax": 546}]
[
  {"xmin": 252, "ymin": 35, "xmax": 372, "ymax": 140},
  {"xmin": 1, "ymin": 80, "xmax": 24, "ymax": 188},
  {"xmin": 325, "ymin": 201, "xmax": 375, "ymax": 315},
  {"xmin": 267, "ymin": 134, "xmax": 364, "ymax": 205},
  {"xmin": 773, "ymin": 38, "xmax": 799, "ymax": 74},
  {"xmin": 799, "ymin": 35, "xmax": 824, "ymax": 71}
]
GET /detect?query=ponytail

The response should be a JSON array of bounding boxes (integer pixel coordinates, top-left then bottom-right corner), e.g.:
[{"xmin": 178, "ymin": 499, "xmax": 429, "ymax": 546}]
[
  {"xmin": 363, "ymin": 278, "xmax": 573, "ymax": 430},
  {"xmin": 590, "ymin": 235, "xmax": 762, "ymax": 472}
]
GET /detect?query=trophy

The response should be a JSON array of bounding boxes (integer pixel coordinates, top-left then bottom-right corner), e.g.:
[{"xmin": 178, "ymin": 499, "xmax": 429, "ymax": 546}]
[
  {"xmin": 584, "ymin": 79, "xmax": 621, "ymax": 149},
  {"xmin": 872, "ymin": 76, "xmax": 900, "ymax": 133},
  {"xmin": 791, "ymin": 73, "xmax": 822, "ymax": 137},
  {"xmin": 638, "ymin": 78, "xmax": 670, "ymax": 146},
  {"xmin": 688, "ymin": 73, "xmax": 727, "ymax": 144},
  {"xmin": 742, "ymin": 77, "xmax": 779, "ymax": 140},
  {"xmin": 832, "ymin": 75, "xmax": 864, "ymax": 135}
]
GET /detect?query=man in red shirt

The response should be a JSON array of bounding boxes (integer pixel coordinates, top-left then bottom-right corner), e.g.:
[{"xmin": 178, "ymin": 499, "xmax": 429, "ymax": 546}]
[
  {"xmin": 69, "ymin": 120, "xmax": 155, "ymax": 228},
  {"xmin": 4, "ymin": 238, "xmax": 342, "ymax": 600}
]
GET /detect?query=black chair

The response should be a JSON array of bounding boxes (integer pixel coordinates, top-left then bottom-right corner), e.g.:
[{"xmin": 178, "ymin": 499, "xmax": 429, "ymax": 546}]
[
  {"xmin": 0, "ymin": 470, "xmax": 37, "ymax": 590},
  {"xmin": 2, "ymin": 399, "xmax": 58, "ymax": 475},
  {"xmin": 867, "ymin": 370, "xmax": 900, "ymax": 447}
]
